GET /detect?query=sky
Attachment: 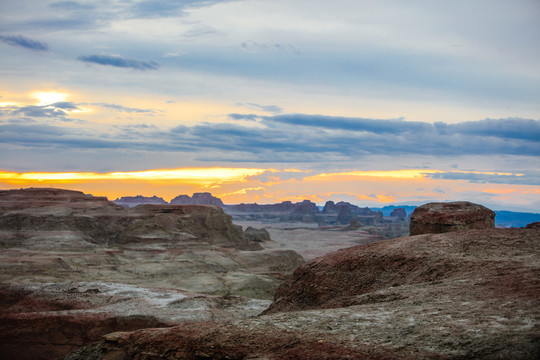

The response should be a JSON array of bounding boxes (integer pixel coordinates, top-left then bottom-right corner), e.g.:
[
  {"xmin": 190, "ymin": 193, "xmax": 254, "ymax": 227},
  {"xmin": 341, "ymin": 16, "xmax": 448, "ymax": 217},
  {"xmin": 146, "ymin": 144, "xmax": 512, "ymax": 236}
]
[{"xmin": 0, "ymin": 0, "xmax": 539, "ymax": 211}]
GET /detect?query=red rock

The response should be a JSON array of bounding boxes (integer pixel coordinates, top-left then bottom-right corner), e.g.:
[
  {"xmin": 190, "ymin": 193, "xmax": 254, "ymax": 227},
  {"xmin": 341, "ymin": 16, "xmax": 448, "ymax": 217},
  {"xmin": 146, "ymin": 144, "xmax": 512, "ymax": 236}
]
[
  {"xmin": 409, "ymin": 201, "xmax": 495, "ymax": 235},
  {"xmin": 265, "ymin": 227, "xmax": 539, "ymax": 313}
]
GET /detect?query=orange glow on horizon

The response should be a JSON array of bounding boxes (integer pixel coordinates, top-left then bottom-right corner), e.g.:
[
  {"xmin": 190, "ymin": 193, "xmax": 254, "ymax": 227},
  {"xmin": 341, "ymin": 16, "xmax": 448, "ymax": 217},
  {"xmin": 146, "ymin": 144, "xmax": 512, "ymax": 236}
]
[
  {"xmin": 0, "ymin": 168, "xmax": 267, "ymax": 185},
  {"xmin": 1, "ymin": 168, "xmax": 536, "ymax": 210}
]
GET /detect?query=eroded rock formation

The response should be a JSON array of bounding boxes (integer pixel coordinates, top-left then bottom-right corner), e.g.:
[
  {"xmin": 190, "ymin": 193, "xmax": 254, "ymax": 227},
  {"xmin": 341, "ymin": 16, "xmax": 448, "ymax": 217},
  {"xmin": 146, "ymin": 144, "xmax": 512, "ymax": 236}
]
[
  {"xmin": 0, "ymin": 188, "xmax": 305, "ymax": 359},
  {"xmin": 390, "ymin": 207, "xmax": 406, "ymax": 220},
  {"xmin": 0, "ymin": 188, "xmax": 304, "ymax": 300},
  {"xmin": 113, "ymin": 195, "xmax": 167, "ymax": 208},
  {"xmin": 170, "ymin": 192, "xmax": 224, "ymax": 207},
  {"xmin": 0, "ymin": 188, "xmax": 258, "ymax": 250},
  {"xmin": 409, "ymin": 201, "xmax": 495, "ymax": 235},
  {"xmin": 64, "ymin": 226, "xmax": 540, "ymax": 359}
]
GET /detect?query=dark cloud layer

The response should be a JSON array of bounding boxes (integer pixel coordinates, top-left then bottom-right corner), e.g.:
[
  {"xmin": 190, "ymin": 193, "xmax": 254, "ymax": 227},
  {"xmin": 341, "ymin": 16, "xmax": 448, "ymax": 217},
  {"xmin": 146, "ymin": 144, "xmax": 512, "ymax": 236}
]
[
  {"xmin": 0, "ymin": 34, "xmax": 48, "ymax": 51},
  {"xmin": 78, "ymin": 55, "xmax": 159, "ymax": 70},
  {"xmin": 93, "ymin": 103, "xmax": 158, "ymax": 114},
  {"xmin": 49, "ymin": 1, "xmax": 95, "ymax": 11},
  {"xmin": 235, "ymin": 103, "xmax": 283, "ymax": 114},
  {"xmin": 1, "ymin": 113, "xmax": 539, "ymax": 178},
  {"xmin": 130, "ymin": 0, "xmax": 238, "ymax": 18},
  {"xmin": 425, "ymin": 171, "xmax": 539, "ymax": 186}
]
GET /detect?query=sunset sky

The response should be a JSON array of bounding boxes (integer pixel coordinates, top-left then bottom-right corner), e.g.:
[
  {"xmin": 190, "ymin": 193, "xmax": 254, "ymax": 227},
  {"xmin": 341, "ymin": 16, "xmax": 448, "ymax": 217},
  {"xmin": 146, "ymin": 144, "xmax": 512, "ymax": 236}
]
[{"xmin": 1, "ymin": 0, "xmax": 539, "ymax": 211}]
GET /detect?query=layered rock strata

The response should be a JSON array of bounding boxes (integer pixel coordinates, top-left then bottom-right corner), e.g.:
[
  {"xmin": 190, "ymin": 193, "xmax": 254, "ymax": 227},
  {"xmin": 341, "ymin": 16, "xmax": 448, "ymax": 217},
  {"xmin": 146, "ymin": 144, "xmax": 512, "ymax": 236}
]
[{"xmin": 0, "ymin": 188, "xmax": 259, "ymax": 250}]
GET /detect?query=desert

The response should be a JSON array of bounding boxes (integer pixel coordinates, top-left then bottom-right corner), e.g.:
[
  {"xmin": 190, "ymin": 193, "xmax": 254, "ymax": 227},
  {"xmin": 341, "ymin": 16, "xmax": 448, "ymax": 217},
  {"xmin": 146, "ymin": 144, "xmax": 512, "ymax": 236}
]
[{"xmin": 0, "ymin": 188, "xmax": 538, "ymax": 359}]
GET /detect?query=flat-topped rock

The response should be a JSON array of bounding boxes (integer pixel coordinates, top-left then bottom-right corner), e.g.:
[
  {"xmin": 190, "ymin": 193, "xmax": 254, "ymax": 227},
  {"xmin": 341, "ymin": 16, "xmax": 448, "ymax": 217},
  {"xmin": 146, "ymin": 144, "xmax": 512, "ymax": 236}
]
[
  {"xmin": 0, "ymin": 188, "xmax": 260, "ymax": 250},
  {"xmin": 409, "ymin": 201, "xmax": 495, "ymax": 235}
]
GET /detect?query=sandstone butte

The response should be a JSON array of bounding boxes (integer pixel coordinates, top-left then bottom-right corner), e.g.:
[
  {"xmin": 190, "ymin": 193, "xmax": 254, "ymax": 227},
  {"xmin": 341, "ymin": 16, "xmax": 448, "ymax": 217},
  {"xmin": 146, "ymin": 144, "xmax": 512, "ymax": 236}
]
[
  {"xmin": 409, "ymin": 201, "xmax": 495, "ymax": 236},
  {"xmin": 0, "ymin": 189, "xmax": 538, "ymax": 359}
]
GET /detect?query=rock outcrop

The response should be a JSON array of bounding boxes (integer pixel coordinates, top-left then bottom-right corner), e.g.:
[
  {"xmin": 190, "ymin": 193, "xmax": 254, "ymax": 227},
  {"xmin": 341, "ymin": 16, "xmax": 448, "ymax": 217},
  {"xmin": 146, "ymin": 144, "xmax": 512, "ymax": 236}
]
[
  {"xmin": 243, "ymin": 226, "xmax": 271, "ymax": 242},
  {"xmin": 390, "ymin": 207, "xmax": 406, "ymax": 220},
  {"xmin": 0, "ymin": 188, "xmax": 305, "ymax": 300},
  {"xmin": 0, "ymin": 188, "xmax": 258, "ymax": 250},
  {"xmin": 113, "ymin": 195, "xmax": 167, "ymax": 208},
  {"xmin": 409, "ymin": 201, "xmax": 495, "ymax": 235},
  {"xmin": 170, "ymin": 192, "xmax": 224, "ymax": 207},
  {"xmin": 123, "ymin": 204, "xmax": 260, "ymax": 250},
  {"xmin": 225, "ymin": 200, "xmax": 383, "ymax": 225},
  {"xmin": 320, "ymin": 200, "xmax": 383, "ymax": 225}
]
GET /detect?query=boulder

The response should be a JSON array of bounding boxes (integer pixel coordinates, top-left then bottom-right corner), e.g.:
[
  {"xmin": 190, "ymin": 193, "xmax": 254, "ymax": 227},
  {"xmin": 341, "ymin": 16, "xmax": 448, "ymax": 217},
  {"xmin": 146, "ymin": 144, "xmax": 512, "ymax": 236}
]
[
  {"xmin": 409, "ymin": 201, "xmax": 495, "ymax": 235},
  {"xmin": 244, "ymin": 226, "xmax": 271, "ymax": 242}
]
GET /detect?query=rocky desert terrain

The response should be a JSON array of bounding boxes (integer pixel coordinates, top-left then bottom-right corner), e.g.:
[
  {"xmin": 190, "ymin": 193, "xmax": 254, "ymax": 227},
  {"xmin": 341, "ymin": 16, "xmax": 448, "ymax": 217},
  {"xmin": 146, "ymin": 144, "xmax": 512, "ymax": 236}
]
[{"xmin": 1, "ymin": 189, "xmax": 538, "ymax": 359}]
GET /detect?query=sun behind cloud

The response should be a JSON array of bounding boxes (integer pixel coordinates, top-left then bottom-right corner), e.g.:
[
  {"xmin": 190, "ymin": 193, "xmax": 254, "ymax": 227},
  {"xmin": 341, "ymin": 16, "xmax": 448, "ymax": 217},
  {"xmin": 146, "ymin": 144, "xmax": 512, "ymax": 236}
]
[{"xmin": 31, "ymin": 91, "xmax": 68, "ymax": 105}]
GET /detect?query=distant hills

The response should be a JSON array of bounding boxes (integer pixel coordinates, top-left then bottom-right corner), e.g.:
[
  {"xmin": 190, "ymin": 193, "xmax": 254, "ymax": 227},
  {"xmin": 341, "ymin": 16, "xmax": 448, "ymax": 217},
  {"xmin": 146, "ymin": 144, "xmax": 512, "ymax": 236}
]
[{"xmin": 113, "ymin": 194, "xmax": 539, "ymax": 228}]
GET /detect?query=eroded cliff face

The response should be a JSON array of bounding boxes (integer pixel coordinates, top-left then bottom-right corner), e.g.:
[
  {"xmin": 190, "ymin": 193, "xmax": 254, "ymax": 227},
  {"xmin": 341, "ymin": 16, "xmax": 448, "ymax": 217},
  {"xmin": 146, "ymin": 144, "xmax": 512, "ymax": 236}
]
[
  {"xmin": 0, "ymin": 188, "xmax": 259, "ymax": 250},
  {"xmin": 0, "ymin": 188, "xmax": 305, "ymax": 359}
]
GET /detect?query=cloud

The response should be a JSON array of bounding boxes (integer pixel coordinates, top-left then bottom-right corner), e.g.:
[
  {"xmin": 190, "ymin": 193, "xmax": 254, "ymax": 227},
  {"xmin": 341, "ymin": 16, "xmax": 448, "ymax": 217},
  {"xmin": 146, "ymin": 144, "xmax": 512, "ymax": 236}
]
[
  {"xmin": 49, "ymin": 1, "xmax": 95, "ymax": 11},
  {"xmin": 93, "ymin": 103, "xmax": 158, "ymax": 114},
  {"xmin": 78, "ymin": 55, "xmax": 159, "ymax": 70},
  {"xmin": 426, "ymin": 171, "xmax": 540, "ymax": 186},
  {"xmin": 14, "ymin": 106, "xmax": 67, "ymax": 118},
  {"xmin": 441, "ymin": 118, "xmax": 540, "ymax": 141},
  {"xmin": 50, "ymin": 102, "xmax": 79, "ymax": 110},
  {"xmin": 1, "ymin": 115, "xmax": 539, "ymax": 176},
  {"xmin": 228, "ymin": 114, "xmax": 259, "ymax": 121},
  {"xmin": 236, "ymin": 103, "xmax": 283, "ymax": 114},
  {"xmin": 1, "ymin": 102, "xmax": 87, "ymax": 123},
  {"xmin": 0, "ymin": 34, "xmax": 48, "ymax": 51},
  {"xmin": 263, "ymin": 114, "xmax": 426, "ymax": 134},
  {"xmin": 130, "ymin": 0, "xmax": 237, "ymax": 18},
  {"xmin": 183, "ymin": 25, "xmax": 219, "ymax": 38},
  {"xmin": 2, "ymin": 102, "xmax": 79, "ymax": 118},
  {"xmin": 241, "ymin": 41, "xmax": 299, "ymax": 55}
]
